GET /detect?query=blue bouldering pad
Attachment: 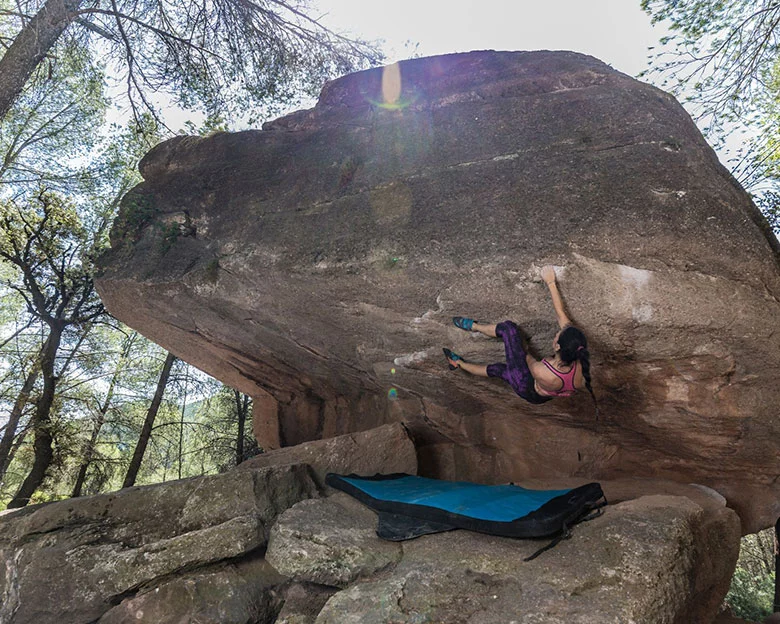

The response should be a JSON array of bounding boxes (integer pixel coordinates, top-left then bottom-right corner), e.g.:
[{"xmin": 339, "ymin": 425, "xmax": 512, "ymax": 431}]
[{"xmin": 325, "ymin": 473, "xmax": 606, "ymax": 545}]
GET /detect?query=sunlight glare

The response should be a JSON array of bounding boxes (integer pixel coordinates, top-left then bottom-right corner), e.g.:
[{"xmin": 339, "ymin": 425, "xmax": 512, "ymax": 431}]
[{"xmin": 382, "ymin": 62, "xmax": 402, "ymax": 106}]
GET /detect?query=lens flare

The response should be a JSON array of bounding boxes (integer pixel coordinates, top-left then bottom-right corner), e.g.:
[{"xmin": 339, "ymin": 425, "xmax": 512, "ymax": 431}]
[
  {"xmin": 369, "ymin": 62, "xmax": 416, "ymax": 110},
  {"xmin": 382, "ymin": 62, "xmax": 402, "ymax": 106},
  {"xmin": 390, "ymin": 368, "xmax": 396, "ymax": 375},
  {"xmin": 388, "ymin": 387, "xmax": 398, "ymax": 399}
]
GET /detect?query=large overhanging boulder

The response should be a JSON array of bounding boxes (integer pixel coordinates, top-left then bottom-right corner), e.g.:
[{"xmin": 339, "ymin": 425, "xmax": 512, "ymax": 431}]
[{"xmin": 95, "ymin": 50, "xmax": 780, "ymax": 533}]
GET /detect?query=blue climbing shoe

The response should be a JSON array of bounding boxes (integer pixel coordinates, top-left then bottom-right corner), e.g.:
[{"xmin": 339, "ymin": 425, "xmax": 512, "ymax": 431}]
[
  {"xmin": 452, "ymin": 316, "xmax": 475, "ymax": 331},
  {"xmin": 443, "ymin": 348, "xmax": 464, "ymax": 370}
]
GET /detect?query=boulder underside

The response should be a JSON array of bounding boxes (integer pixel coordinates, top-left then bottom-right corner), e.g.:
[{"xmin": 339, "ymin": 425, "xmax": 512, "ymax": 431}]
[{"xmin": 95, "ymin": 50, "xmax": 780, "ymax": 533}]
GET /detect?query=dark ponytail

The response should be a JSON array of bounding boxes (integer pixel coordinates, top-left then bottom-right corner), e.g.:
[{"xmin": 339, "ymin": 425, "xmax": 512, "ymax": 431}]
[
  {"xmin": 577, "ymin": 348, "xmax": 599, "ymax": 419},
  {"xmin": 558, "ymin": 326, "xmax": 599, "ymax": 418}
]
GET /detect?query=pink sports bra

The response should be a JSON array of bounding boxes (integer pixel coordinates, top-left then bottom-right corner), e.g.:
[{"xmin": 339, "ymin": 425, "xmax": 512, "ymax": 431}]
[{"xmin": 539, "ymin": 359, "xmax": 578, "ymax": 397}]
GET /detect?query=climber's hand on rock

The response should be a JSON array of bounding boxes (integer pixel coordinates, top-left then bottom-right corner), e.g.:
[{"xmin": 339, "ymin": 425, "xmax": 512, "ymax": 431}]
[{"xmin": 541, "ymin": 265, "xmax": 557, "ymax": 285}]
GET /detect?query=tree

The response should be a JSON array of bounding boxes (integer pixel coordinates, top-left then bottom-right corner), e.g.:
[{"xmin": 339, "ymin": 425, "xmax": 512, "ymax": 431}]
[
  {"xmin": 71, "ymin": 329, "xmax": 137, "ymax": 497},
  {"xmin": 0, "ymin": 32, "xmax": 106, "ymax": 190},
  {"xmin": 0, "ymin": 190, "xmax": 104, "ymax": 507},
  {"xmin": 0, "ymin": 0, "xmax": 382, "ymax": 125},
  {"xmin": 0, "ymin": 99, "xmax": 159, "ymax": 504},
  {"xmin": 0, "ymin": 289, "xmax": 39, "ymax": 491},
  {"xmin": 234, "ymin": 389, "xmax": 250, "ymax": 466},
  {"xmin": 137, "ymin": 377, "xmax": 258, "ymax": 480},
  {"xmin": 121, "ymin": 350, "xmax": 176, "ymax": 488},
  {"xmin": 641, "ymin": 0, "xmax": 780, "ymax": 228},
  {"xmin": 0, "ymin": 0, "xmax": 82, "ymax": 122},
  {"xmin": 725, "ymin": 528, "xmax": 776, "ymax": 621},
  {"xmin": 0, "ymin": 353, "xmax": 38, "ymax": 483},
  {"xmin": 641, "ymin": 1, "xmax": 780, "ymax": 131},
  {"xmin": 0, "ymin": 0, "xmax": 373, "ymax": 509}
]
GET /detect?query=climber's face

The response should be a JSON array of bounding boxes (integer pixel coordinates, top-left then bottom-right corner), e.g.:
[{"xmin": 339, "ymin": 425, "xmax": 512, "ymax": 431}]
[{"xmin": 553, "ymin": 330, "xmax": 561, "ymax": 352}]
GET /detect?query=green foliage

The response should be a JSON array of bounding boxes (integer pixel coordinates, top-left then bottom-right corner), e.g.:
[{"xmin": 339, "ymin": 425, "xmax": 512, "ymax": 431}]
[
  {"xmin": 754, "ymin": 191, "xmax": 780, "ymax": 232},
  {"xmin": 1, "ymin": 0, "xmax": 383, "ymax": 128},
  {"xmin": 724, "ymin": 529, "xmax": 776, "ymax": 622},
  {"xmin": 0, "ymin": 328, "xmax": 257, "ymax": 508},
  {"xmin": 135, "ymin": 385, "xmax": 257, "ymax": 483},
  {"xmin": 110, "ymin": 192, "xmax": 158, "ymax": 245},
  {"xmin": 0, "ymin": 190, "xmax": 84, "ymax": 255},
  {"xmin": 182, "ymin": 115, "xmax": 229, "ymax": 137},
  {"xmin": 726, "ymin": 568, "xmax": 775, "ymax": 621},
  {"xmin": 158, "ymin": 221, "xmax": 181, "ymax": 255},
  {"xmin": 641, "ymin": 1, "xmax": 780, "ymax": 233},
  {"xmin": 0, "ymin": 42, "xmax": 107, "ymax": 192},
  {"xmin": 640, "ymin": 0, "xmax": 779, "ymax": 116},
  {"xmin": 203, "ymin": 257, "xmax": 220, "ymax": 283},
  {"xmin": 0, "ymin": 190, "xmax": 102, "ymax": 325}
]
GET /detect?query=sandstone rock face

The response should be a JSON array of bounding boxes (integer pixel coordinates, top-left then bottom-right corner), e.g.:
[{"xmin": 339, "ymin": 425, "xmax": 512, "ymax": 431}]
[
  {"xmin": 95, "ymin": 50, "xmax": 780, "ymax": 532},
  {"xmin": 237, "ymin": 422, "xmax": 418, "ymax": 489},
  {"xmin": 275, "ymin": 583, "xmax": 337, "ymax": 624},
  {"xmin": 266, "ymin": 493, "xmax": 403, "ymax": 587},
  {"xmin": 0, "ymin": 423, "xmax": 422, "ymax": 623},
  {"xmin": 276, "ymin": 493, "xmax": 739, "ymax": 624},
  {"xmin": 0, "ymin": 464, "xmax": 316, "ymax": 624},
  {"xmin": 98, "ymin": 556, "xmax": 285, "ymax": 624}
]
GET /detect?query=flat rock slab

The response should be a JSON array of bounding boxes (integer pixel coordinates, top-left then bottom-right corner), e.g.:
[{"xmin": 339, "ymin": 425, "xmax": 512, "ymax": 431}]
[
  {"xmin": 95, "ymin": 50, "xmax": 780, "ymax": 532},
  {"xmin": 267, "ymin": 492, "xmax": 739, "ymax": 623},
  {"xmin": 238, "ymin": 422, "xmax": 418, "ymax": 489},
  {"xmin": 0, "ymin": 464, "xmax": 317, "ymax": 624}
]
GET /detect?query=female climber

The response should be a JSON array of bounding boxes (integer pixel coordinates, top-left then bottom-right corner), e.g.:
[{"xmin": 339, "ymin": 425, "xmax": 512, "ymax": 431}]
[{"xmin": 443, "ymin": 265, "xmax": 597, "ymax": 410}]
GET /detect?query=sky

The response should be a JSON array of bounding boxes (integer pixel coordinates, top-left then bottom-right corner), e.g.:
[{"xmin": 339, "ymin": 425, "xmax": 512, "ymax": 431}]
[
  {"xmin": 151, "ymin": 1, "xmax": 742, "ymax": 172},
  {"xmin": 166, "ymin": 0, "xmax": 664, "ymax": 129},
  {"xmin": 308, "ymin": 1, "xmax": 750, "ymax": 172},
  {"xmin": 315, "ymin": 0, "xmax": 663, "ymax": 80}
]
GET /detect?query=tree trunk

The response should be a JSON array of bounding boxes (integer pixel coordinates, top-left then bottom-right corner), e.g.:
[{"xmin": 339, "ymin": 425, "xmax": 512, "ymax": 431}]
[
  {"xmin": 0, "ymin": 0, "xmax": 84, "ymax": 121},
  {"xmin": 71, "ymin": 377, "xmax": 114, "ymax": 498},
  {"xmin": 122, "ymin": 351, "xmax": 176, "ymax": 488},
  {"xmin": 0, "ymin": 365, "xmax": 39, "ymax": 484},
  {"xmin": 6, "ymin": 424, "xmax": 31, "ymax": 472},
  {"xmin": 70, "ymin": 418, "xmax": 100, "ymax": 498},
  {"xmin": 177, "ymin": 367, "xmax": 189, "ymax": 480},
  {"xmin": 8, "ymin": 323, "xmax": 63, "ymax": 508},
  {"xmin": 235, "ymin": 390, "xmax": 248, "ymax": 466},
  {"xmin": 774, "ymin": 517, "xmax": 779, "ymax": 613},
  {"xmin": 71, "ymin": 332, "xmax": 136, "ymax": 498}
]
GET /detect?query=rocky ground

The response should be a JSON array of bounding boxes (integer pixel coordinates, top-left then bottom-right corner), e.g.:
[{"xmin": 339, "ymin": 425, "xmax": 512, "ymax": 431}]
[{"xmin": 0, "ymin": 424, "xmax": 742, "ymax": 623}]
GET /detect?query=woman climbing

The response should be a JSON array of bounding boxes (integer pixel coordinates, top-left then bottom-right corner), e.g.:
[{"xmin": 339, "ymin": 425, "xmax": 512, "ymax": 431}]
[{"xmin": 443, "ymin": 265, "xmax": 597, "ymax": 411}]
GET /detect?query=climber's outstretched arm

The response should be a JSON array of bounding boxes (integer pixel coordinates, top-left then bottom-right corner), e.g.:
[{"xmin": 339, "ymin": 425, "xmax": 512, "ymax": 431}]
[{"xmin": 540, "ymin": 265, "xmax": 571, "ymax": 329}]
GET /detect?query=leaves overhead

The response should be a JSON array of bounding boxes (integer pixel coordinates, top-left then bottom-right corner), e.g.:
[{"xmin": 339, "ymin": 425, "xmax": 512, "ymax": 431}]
[
  {"xmin": 1, "ymin": 0, "xmax": 384, "ymax": 128},
  {"xmin": 0, "ymin": 44, "xmax": 106, "ymax": 191},
  {"xmin": 0, "ymin": 190, "xmax": 103, "ymax": 326},
  {"xmin": 641, "ymin": 0, "xmax": 780, "ymax": 228},
  {"xmin": 641, "ymin": 1, "xmax": 780, "ymax": 125}
]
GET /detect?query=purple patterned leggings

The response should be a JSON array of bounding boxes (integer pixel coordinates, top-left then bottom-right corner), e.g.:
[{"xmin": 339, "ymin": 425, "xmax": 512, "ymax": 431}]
[{"xmin": 486, "ymin": 321, "xmax": 552, "ymax": 404}]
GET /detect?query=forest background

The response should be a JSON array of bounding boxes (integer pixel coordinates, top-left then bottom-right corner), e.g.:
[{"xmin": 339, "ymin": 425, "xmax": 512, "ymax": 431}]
[{"xmin": 0, "ymin": 0, "xmax": 777, "ymax": 620}]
